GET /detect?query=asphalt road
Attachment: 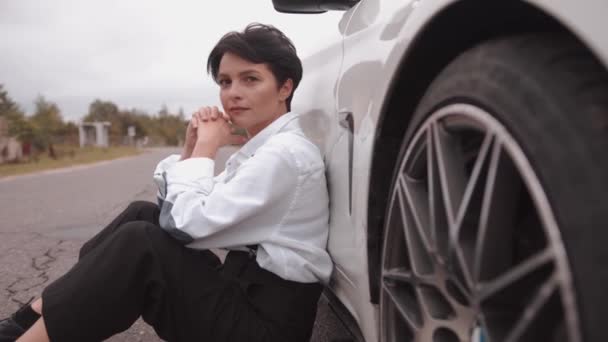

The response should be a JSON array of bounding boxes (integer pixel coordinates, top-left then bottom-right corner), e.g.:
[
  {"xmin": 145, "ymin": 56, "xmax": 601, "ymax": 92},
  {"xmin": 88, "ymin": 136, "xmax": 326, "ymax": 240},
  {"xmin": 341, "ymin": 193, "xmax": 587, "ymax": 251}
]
[{"xmin": 0, "ymin": 147, "xmax": 352, "ymax": 341}]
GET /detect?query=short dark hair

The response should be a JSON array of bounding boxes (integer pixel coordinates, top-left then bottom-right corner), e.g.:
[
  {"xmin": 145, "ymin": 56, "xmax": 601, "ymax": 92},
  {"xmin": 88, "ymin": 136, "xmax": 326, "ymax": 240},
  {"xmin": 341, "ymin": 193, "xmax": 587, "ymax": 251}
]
[{"xmin": 207, "ymin": 23, "xmax": 302, "ymax": 111}]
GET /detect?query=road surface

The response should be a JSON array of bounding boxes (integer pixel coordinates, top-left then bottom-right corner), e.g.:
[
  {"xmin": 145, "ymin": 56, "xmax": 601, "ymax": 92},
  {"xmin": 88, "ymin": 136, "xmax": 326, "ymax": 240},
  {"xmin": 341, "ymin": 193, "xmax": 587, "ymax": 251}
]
[{"xmin": 0, "ymin": 147, "xmax": 352, "ymax": 341}]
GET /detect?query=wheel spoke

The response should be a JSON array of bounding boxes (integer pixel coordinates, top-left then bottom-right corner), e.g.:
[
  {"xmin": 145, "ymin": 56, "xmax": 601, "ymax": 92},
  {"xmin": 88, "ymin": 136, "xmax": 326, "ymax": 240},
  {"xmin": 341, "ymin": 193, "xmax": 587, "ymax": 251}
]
[
  {"xmin": 473, "ymin": 140, "xmax": 520, "ymax": 282},
  {"xmin": 383, "ymin": 183, "xmax": 414, "ymax": 273},
  {"xmin": 432, "ymin": 121, "xmax": 467, "ymax": 226},
  {"xmin": 417, "ymin": 285, "xmax": 457, "ymax": 321},
  {"xmin": 451, "ymin": 132, "xmax": 495, "ymax": 282},
  {"xmin": 454, "ymin": 132, "xmax": 494, "ymax": 229},
  {"xmin": 396, "ymin": 179, "xmax": 434, "ymax": 275},
  {"xmin": 400, "ymin": 175, "xmax": 433, "ymax": 255},
  {"xmin": 428, "ymin": 123, "xmax": 450, "ymax": 260},
  {"xmin": 382, "ymin": 282, "xmax": 423, "ymax": 329},
  {"xmin": 432, "ymin": 123, "xmax": 475, "ymax": 288},
  {"xmin": 452, "ymin": 246, "xmax": 474, "ymax": 290},
  {"xmin": 384, "ymin": 267, "xmax": 415, "ymax": 284},
  {"xmin": 477, "ymin": 249, "xmax": 553, "ymax": 300},
  {"xmin": 503, "ymin": 275, "xmax": 558, "ymax": 342}
]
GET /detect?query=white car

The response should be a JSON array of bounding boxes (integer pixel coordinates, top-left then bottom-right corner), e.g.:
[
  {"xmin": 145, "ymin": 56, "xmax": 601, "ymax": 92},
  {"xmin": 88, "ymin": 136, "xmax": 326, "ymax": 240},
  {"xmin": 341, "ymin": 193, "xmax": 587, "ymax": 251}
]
[{"xmin": 273, "ymin": 0, "xmax": 608, "ymax": 341}]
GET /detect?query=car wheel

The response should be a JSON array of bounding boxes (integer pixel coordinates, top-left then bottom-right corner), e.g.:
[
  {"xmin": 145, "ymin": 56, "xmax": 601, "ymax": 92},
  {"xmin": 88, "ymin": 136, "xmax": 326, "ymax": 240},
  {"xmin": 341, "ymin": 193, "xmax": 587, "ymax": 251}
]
[{"xmin": 380, "ymin": 33, "xmax": 608, "ymax": 342}]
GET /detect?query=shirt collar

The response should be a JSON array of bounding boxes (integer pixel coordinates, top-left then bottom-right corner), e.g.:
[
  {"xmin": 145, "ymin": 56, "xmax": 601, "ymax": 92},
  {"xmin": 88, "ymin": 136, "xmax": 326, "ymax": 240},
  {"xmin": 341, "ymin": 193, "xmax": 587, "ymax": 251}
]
[{"xmin": 236, "ymin": 111, "xmax": 299, "ymax": 158}]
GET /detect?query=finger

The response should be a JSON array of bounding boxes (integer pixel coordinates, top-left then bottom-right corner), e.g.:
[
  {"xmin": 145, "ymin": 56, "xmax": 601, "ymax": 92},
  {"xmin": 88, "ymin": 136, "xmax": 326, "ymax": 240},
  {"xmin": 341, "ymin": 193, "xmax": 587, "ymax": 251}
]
[
  {"xmin": 221, "ymin": 111, "xmax": 232, "ymax": 123},
  {"xmin": 195, "ymin": 107, "xmax": 206, "ymax": 122},
  {"xmin": 205, "ymin": 107, "xmax": 213, "ymax": 121},
  {"xmin": 210, "ymin": 106, "xmax": 219, "ymax": 120},
  {"xmin": 202, "ymin": 107, "xmax": 209, "ymax": 122},
  {"xmin": 198, "ymin": 107, "xmax": 208, "ymax": 122},
  {"xmin": 191, "ymin": 116, "xmax": 198, "ymax": 129}
]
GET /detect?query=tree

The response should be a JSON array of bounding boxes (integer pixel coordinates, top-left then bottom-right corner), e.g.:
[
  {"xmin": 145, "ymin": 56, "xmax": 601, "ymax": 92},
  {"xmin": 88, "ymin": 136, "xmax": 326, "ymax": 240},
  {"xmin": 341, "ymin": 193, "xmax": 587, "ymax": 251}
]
[
  {"xmin": 31, "ymin": 95, "xmax": 64, "ymax": 134},
  {"xmin": 30, "ymin": 96, "xmax": 65, "ymax": 157},
  {"xmin": 127, "ymin": 108, "xmax": 152, "ymax": 138},
  {"xmin": 158, "ymin": 104, "xmax": 169, "ymax": 117},
  {"xmin": 85, "ymin": 99, "xmax": 119, "ymax": 122},
  {"xmin": 80, "ymin": 101, "xmax": 188, "ymax": 147},
  {"xmin": 0, "ymin": 84, "xmax": 19, "ymax": 114},
  {"xmin": 155, "ymin": 105, "xmax": 186, "ymax": 146},
  {"xmin": 0, "ymin": 84, "xmax": 32, "ymax": 140},
  {"xmin": 84, "ymin": 99, "xmax": 129, "ymax": 138}
]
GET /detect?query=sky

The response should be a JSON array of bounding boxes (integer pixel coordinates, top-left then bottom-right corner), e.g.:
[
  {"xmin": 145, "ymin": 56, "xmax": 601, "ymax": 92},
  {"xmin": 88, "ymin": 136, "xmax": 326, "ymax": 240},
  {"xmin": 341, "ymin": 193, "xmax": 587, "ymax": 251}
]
[{"xmin": 0, "ymin": 0, "xmax": 343, "ymax": 122}]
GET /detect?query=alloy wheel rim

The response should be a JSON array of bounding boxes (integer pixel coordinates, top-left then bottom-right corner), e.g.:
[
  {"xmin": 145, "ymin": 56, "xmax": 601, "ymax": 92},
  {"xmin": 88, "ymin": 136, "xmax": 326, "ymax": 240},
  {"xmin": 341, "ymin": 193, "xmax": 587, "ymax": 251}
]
[{"xmin": 380, "ymin": 104, "xmax": 581, "ymax": 342}]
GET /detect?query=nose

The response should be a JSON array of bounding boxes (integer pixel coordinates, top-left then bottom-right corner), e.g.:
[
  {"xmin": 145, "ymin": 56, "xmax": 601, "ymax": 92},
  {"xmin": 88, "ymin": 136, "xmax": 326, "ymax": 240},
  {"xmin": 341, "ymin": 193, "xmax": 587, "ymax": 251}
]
[{"xmin": 224, "ymin": 81, "xmax": 243, "ymax": 101}]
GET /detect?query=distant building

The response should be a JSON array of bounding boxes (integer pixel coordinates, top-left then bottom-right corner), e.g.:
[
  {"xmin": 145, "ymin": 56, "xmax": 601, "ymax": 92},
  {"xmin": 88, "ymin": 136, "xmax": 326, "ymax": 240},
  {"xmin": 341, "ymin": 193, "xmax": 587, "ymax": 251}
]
[
  {"xmin": 0, "ymin": 117, "xmax": 23, "ymax": 163},
  {"xmin": 79, "ymin": 121, "xmax": 111, "ymax": 147}
]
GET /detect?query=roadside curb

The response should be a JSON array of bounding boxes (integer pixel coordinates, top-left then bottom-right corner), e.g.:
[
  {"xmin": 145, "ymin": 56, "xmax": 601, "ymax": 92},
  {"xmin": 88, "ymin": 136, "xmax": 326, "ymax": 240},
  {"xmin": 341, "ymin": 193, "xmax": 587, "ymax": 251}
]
[{"xmin": 0, "ymin": 151, "xmax": 146, "ymax": 184}]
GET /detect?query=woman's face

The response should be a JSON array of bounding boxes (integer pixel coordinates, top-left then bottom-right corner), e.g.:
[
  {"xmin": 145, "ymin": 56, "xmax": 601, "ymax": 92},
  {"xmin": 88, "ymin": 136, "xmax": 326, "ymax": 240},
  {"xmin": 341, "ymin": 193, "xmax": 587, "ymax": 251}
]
[{"xmin": 217, "ymin": 52, "xmax": 293, "ymax": 137}]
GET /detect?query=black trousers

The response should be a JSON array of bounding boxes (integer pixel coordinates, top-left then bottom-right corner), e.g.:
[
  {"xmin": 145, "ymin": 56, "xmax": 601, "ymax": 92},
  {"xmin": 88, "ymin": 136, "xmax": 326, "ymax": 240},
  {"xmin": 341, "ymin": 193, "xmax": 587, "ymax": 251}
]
[{"xmin": 41, "ymin": 201, "xmax": 322, "ymax": 342}]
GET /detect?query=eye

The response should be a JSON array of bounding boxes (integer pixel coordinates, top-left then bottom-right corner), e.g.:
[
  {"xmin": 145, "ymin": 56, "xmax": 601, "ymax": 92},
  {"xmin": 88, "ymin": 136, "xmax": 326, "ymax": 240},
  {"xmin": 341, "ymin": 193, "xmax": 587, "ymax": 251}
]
[
  {"xmin": 218, "ymin": 79, "xmax": 231, "ymax": 87},
  {"xmin": 244, "ymin": 76, "xmax": 258, "ymax": 83}
]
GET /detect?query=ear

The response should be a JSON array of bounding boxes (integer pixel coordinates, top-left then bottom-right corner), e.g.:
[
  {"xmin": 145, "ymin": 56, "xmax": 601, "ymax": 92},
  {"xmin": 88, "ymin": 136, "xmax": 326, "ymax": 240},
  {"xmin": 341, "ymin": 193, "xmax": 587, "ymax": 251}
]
[{"xmin": 278, "ymin": 79, "xmax": 294, "ymax": 102}]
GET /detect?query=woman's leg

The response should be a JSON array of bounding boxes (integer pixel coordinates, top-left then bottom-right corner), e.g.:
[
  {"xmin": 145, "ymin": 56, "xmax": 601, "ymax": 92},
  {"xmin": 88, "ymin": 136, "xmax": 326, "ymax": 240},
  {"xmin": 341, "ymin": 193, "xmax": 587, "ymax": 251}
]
[
  {"xmin": 24, "ymin": 201, "xmax": 158, "ymax": 313},
  {"xmin": 0, "ymin": 201, "xmax": 161, "ymax": 341},
  {"xmin": 40, "ymin": 221, "xmax": 224, "ymax": 342},
  {"xmin": 79, "ymin": 200, "xmax": 160, "ymax": 258},
  {"xmin": 42, "ymin": 221, "xmax": 173, "ymax": 341},
  {"xmin": 30, "ymin": 300, "xmax": 41, "ymax": 315},
  {"xmin": 7, "ymin": 210, "xmax": 313, "ymax": 342},
  {"xmin": 15, "ymin": 318, "xmax": 48, "ymax": 342}
]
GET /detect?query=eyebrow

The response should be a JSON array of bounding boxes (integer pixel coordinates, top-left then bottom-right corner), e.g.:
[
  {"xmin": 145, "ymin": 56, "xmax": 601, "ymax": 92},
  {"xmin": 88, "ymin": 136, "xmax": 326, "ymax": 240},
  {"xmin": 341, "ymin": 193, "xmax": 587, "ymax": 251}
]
[{"xmin": 217, "ymin": 69, "xmax": 261, "ymax": 78}]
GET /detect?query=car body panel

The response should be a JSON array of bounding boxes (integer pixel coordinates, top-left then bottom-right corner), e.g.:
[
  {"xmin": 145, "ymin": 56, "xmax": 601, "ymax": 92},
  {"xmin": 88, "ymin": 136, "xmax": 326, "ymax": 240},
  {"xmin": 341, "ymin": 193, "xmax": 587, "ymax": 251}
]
[{"xmin": 289, "ymin": 0, "xmax": 608, "ymax": 340}]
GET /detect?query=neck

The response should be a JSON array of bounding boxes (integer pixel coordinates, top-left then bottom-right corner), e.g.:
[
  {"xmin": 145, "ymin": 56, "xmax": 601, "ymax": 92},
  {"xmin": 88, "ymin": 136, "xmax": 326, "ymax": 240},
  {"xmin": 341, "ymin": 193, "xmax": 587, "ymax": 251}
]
[{"xmin": 247, "ymin": 105, "xmax": 288, "ymax": 137}]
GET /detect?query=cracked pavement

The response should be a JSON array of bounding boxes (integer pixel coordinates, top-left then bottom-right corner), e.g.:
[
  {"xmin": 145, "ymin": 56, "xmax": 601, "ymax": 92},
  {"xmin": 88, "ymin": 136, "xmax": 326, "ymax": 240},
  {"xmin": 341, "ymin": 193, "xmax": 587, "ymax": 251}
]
[
  {"xmin": 0, "ymin": 148, "xmax": 174, "ymax": 341},
  {"xmin": 0, "ymin": 147, "xmax": 351, "ymax": 341}
]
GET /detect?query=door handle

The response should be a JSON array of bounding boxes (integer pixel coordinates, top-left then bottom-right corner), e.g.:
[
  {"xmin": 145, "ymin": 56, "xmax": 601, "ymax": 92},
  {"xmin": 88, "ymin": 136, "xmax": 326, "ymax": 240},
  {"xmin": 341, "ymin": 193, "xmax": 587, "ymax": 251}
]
[
  {"xmin": 338, "ymin": 111, "xmax": 354, "ymax": 215},
  {"xmin": 339, "ymin": 111, "xmax": 353, "ymax": 131}
]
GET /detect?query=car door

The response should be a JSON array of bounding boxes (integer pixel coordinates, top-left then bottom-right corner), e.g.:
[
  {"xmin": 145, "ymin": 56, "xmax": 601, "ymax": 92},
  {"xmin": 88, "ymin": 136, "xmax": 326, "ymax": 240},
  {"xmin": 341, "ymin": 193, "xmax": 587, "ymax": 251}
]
[
  {"xmin": 328, "ymin": 1, "xmax": 420, "ymax": 338},
  {"xmin": 330, "ymin": 0, "xmax": 411, "ymax": 290}
]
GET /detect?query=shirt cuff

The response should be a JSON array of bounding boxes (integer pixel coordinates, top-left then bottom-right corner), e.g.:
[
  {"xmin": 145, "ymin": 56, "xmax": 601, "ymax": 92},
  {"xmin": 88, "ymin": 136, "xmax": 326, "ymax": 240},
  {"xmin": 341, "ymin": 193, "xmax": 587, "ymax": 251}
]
[
  {"xmin": 154, "ymin": 154, "xmax": 181, "ymax": 174},
  {"xmin": 167, "ymin": 157, "xmax": 215, "ymax": 183}
]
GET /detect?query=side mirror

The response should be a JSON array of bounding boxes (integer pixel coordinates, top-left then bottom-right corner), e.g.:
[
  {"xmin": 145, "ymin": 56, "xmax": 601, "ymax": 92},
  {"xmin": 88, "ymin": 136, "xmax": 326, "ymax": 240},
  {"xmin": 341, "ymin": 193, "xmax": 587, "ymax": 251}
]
[{"xmin": 272, "ymin": 0, "xmax": 359, "ymax": 14}]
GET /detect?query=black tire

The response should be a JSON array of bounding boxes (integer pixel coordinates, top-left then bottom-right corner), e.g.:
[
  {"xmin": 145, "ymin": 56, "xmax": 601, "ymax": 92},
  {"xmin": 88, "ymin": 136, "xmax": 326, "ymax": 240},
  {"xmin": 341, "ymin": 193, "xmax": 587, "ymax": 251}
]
[{"xmin": 384, "ymin": 33, "xmax": 608, "ymax": 342}]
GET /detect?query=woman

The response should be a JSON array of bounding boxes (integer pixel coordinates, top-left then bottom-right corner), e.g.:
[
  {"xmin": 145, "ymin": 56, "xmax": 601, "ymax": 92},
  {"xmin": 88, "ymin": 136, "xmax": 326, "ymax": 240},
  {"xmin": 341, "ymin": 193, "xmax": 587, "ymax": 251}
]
[{"xmin": 0, "ymin": 23, "xmax": 332, "ymax": 342}]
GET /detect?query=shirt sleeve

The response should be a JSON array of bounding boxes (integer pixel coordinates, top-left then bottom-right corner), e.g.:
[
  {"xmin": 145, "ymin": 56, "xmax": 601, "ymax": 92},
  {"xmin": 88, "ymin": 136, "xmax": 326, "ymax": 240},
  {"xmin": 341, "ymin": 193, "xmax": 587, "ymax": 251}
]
[
  {"xmin": 159, "ymin": 141, "xmax": 298, "ymax": 249},
  {"xmin": 152, "ymin": 154, "xmax": 182, "ymax": 206}
]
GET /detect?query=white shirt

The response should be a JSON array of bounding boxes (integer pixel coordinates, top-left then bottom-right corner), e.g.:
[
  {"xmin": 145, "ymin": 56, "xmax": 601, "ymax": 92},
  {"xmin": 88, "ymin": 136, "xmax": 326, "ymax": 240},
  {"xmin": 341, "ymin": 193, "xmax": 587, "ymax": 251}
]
[{"xmin": 153, "ymin": 112, "xmax": 333, "ymax": 284}]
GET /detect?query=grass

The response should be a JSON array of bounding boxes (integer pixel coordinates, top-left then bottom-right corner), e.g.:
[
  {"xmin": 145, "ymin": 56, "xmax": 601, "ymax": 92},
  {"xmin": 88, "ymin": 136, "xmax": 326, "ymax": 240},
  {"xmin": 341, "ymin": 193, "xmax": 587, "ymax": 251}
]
[{"xmin": 0, "ymin": 145, "xmax": 142, "ymax": 178}]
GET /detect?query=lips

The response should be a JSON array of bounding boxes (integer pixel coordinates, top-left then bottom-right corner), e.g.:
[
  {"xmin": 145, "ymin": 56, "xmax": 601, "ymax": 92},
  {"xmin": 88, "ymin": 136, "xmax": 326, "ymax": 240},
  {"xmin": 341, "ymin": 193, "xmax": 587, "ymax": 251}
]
[{"xmin": 229, "ymin": 107, "xmax": 249, "ymax": 114}]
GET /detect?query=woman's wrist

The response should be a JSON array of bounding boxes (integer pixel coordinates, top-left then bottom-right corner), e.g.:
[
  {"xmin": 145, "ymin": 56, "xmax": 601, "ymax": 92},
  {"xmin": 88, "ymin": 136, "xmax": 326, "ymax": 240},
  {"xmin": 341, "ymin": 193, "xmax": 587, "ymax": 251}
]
[
  {"xmin": 191, "ymin": 140, "xmax": 219, "ymax": 159},
  {"xmin": 180, "ymin": 145, "xmax": 193, "ymax": 161}
]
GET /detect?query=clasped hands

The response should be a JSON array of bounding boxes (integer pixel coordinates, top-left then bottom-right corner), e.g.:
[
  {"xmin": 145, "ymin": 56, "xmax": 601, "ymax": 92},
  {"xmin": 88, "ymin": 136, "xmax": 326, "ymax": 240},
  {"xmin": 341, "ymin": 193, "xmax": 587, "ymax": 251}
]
[{"xmin": 181, "ymin": 106, "xmax": 248, "ymax": 160}]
